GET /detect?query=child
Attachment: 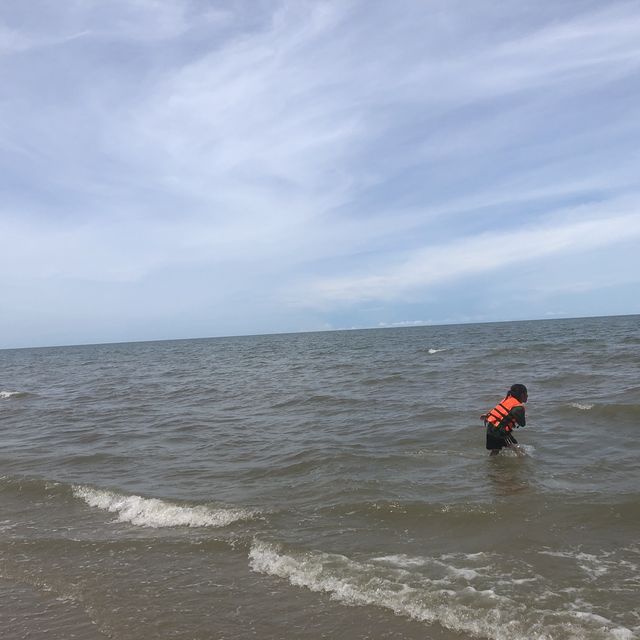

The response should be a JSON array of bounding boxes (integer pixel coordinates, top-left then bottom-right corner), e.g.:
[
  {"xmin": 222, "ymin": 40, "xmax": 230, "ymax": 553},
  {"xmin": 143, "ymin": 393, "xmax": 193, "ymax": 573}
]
[{"xmin": 482, "ymin": 384, "xmax": 528, "ymax": 456}]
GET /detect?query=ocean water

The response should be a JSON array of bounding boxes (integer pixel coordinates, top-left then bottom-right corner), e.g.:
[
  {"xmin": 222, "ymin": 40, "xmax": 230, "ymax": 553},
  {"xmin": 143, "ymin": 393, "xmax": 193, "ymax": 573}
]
[{"xmin": 1, "ymin": 315, "xmax": 639, "ymax": 640}]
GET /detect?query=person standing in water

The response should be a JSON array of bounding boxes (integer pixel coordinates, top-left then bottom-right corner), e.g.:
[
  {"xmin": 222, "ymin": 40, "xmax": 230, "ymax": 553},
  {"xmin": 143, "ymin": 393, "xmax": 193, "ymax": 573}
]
[{"xmin": 482, "ymin": 384, "xmax": 528, "ymax": 456}]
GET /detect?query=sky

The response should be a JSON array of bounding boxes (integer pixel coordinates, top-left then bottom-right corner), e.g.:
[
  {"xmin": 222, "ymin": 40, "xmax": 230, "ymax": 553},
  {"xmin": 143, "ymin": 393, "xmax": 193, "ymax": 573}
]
[{"xmin": 1, "ymin": 0, "xmax": 640, "ymax": 348}]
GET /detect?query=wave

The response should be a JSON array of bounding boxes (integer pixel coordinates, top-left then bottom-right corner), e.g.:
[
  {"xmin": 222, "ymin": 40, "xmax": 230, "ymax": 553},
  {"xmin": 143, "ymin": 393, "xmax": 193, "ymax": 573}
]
[
  {"xmin": 0, "ymin": 476, "xmax": 259, "ymax": 530},
  {"xmin": 72, "ymin": 486, "xmax": 257, "ymax": 529},
  {"xmin": 416, "ymin": 347, "xmax": 448, "ymax": 354},
  {"xmin": 561, "ymin": 402, "xmax": 640, "ymax": 421},
  {"xmin": 0, "ymin": 390, "xmax": 31, "ymax": 399},
  {"xmin": 248, "ymin": 540, "xmax": 635, "ymax": 640},
  {"xmin": 538, "ymin": 550, "xmax": 618, "ymax": 581},
  {"xmin": 570, "ymin": 402, "xmax": 595, "ymax": 410}
]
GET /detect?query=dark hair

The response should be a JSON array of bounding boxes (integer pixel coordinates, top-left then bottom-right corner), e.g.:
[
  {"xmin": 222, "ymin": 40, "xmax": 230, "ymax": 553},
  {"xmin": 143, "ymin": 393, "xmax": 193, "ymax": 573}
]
[{"xmin": 508, "ymin": 384, "xmax": 528, "ymax": 402}]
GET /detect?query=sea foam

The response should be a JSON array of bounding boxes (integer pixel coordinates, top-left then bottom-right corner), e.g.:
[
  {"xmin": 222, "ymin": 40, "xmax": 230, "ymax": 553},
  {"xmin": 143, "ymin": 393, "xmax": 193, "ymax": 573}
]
[
  {"xmin": 570, "ymin": 402, "xmax": 595, "ymax": 410},
  {"xmin": 372, "ymin": 554, "xmax": 481, "ymax": 580},
  {"xmin": 249, "ymin": 541, "xmax": 516, "ymax": 639},
  {"xmin": 0, "ymin": 390, "xmax": 26, "ymax": 399},
  {"xmin": 73, "ymin": 486, "xmax": 255, "ymax": 528},
  {"xmin": 248, "ymin": 540, "xmax": 634, "ymax": 640}
]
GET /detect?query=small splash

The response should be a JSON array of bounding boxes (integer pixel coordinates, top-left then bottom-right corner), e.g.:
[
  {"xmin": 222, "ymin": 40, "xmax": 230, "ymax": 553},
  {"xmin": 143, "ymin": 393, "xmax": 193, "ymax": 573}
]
[
  {"xmin": 0, "ymin": 390, "xmax": 28, "ymax": 399},
  {"xmin": 428, "ymin": 348, "xmax": 446, "ymax": 354},
  {"xmin": 570, "ymin": 402, "xmax": 594, "ymax": 410},
  {"xmin": 503, "ymin": 443, "xmax": 535, "ymax": 457},
  {"xmin": 73, "ymin": 486, "xmax": 256, "ymax": 528}
]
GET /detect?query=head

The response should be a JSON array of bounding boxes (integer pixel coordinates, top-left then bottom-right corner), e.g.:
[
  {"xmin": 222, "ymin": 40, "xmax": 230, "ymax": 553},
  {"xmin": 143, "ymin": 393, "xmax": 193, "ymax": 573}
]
[{"xmin": 508, "ymin": 383, "xmax": 528, "ymax": 403}]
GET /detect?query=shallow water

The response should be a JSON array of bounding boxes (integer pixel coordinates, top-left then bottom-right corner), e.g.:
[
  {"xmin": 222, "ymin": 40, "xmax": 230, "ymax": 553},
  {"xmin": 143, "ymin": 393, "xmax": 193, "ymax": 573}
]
[{"xmin": 1, "ymin": 315, "xmax": 639, "ymax": 639}]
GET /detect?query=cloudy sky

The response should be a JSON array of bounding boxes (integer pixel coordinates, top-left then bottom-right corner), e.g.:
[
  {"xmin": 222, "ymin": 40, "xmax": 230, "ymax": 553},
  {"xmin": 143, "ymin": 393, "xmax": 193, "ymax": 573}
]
[{"xmin": 2, "ymin": 0, "xmax": 640, "ymax": 348}]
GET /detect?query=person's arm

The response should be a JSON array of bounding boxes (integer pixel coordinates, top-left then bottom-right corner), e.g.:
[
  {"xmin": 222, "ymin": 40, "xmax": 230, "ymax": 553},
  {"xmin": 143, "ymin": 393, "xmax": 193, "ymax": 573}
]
[{"xmin": 511, "ymin": 405, "xmax": 526, "ymax": 427}]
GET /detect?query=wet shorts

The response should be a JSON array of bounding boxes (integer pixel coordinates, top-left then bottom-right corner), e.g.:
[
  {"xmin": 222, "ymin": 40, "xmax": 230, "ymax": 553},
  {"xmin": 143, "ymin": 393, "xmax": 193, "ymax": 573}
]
[{"xmin": 486, "ymin": 429, "xmax": 518, "ymax": 450}]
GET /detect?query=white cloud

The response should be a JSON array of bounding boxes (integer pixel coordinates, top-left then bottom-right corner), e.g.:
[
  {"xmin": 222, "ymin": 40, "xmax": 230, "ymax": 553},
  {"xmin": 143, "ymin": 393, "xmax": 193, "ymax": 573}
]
[
  {"xmin": 1, "ymin": 1, "xmax": 640, "ymax": 345},
  {"xmin": 295, "ymin": 203, "xmax": 640, "ymax": 307}
]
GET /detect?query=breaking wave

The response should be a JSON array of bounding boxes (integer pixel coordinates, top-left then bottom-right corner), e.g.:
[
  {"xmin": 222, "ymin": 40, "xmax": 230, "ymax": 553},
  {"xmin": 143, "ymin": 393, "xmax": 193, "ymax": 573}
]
[
  {"xmin": 73, "ymin": 486, "xmax": 256, "ymax": 528},
  {"xmin": 570, "ymin": 402, "xmax": 595, "ymax": 410},
  {"xmin": 0, "ymin": 390, "xmax": 30, "ymax": 399},
  {"xmin": 248, "ymin": 540, "xmax": 635, "ymax": 640}
]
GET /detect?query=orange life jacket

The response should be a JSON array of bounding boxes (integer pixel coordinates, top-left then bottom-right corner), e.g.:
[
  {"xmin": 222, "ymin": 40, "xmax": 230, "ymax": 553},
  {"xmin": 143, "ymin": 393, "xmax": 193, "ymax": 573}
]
[{"xmin": 485, "ymin": 395, "xmax": 522, "ymax": 432}]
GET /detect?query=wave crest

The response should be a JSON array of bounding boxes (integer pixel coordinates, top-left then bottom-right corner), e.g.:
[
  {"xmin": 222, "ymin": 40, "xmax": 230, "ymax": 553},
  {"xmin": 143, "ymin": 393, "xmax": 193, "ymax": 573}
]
[
  {"xmin": 248, "ymin": 540, "xmax": 507, "ymax": 637},
  {"xmin": 73, "ymin": 486, "xmax": 256, "ymax": 528},
  {"xmin": 0, "ymin": 390, "xmax": 30, "ymax": 399},
  {"xmin": 248, "ymin": 540, "xmax": 634, "ymax": 640},
  {"xmin": 570, "ymin": 402, "xmax": 594, "ymax": 410}
]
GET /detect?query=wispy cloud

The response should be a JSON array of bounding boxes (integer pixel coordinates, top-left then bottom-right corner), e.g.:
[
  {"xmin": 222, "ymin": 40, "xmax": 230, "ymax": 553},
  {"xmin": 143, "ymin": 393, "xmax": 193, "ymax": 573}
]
[
  {"xmin": 1, "ymin": 0, "xmax": 639, "ymax": 346},
  {"xmin": 295, "ymin": 202, "xmax": 640, "ymax": 307}
]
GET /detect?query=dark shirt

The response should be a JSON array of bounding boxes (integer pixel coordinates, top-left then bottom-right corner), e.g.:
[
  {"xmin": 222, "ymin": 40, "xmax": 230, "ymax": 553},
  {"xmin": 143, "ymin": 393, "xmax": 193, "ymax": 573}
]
[{"xmin": 510, "ymin": 404, "xmax": 526, "ymax": 428}]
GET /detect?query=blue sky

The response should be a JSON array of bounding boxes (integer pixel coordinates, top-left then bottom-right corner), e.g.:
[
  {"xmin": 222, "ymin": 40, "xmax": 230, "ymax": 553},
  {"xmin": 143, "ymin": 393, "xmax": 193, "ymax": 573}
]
[{"xmin": 1, "ymin": 0, "xmax": 639, "ymax": 348}]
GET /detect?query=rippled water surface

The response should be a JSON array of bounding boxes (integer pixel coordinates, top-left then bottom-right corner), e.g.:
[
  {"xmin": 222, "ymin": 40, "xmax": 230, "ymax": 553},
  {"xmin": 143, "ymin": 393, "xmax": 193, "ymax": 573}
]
[{"xmin": 1, "ymin": 316, "xmax": 639, "ymax": 639}]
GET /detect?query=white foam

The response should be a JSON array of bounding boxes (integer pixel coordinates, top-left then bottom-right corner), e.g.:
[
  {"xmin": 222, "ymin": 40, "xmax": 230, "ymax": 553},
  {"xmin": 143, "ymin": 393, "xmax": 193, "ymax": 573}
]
[
  {"xmin": 539, "ymin": 551, "xmax": 610, "ymax": 579},
  {"xmin": 1, "ymin": 390, "xmax": 22, "ymax": 399},
  {"xmin": 73, "ymin": 486, "xmax": 255, "ymax": 528},
  {"xmin": 372, "ymin": 554, "xmax": 480, "ymax": 580},
  {"xmin": 574, "ymin": 553, "xmax": 611, "ymax": 579},
  {"xmin": 569, "ymin": 613, "xmax": 635, "ymax": 640},
  {"xmin": 249, "ymin": 541, "xmax": 635, "ymax": 640},
  {"xmin": 570, "ymin": 402, "xmax": 594, "ymax": 410},
  {"xmin": 372, "ymin": 554, "xmax": 429, "ymax": 568},
  {"xmin": 428, "ymin": 348, "xmax": 446, "ymax": 354},
  {"xmin": 447, "ymin": 566, "xmax": 480, "ymax": 580},
  {"xmin": 249, "ymin": 541, "xmax": 533, "ymax": 640},
  {"xmin": 442, "ymin": 551, "xmax": 488, "ymax": 561},
  {"xmin": 610, "ymin": 629, "xmax": 635, "ymax": 640}
]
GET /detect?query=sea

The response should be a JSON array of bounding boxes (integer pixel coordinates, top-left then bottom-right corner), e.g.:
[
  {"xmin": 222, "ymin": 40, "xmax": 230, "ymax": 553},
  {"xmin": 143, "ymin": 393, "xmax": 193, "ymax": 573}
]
[{"xmin": 1, "ymin": 315, "xmax": 639, "ymax": 640}]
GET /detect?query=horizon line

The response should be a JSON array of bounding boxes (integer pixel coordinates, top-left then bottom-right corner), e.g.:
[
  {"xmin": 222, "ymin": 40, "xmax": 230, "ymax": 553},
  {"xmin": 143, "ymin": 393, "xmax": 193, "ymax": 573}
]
[{"xmin": 1, "ymin": 312, "xmax": 637, "ymax": 352}]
